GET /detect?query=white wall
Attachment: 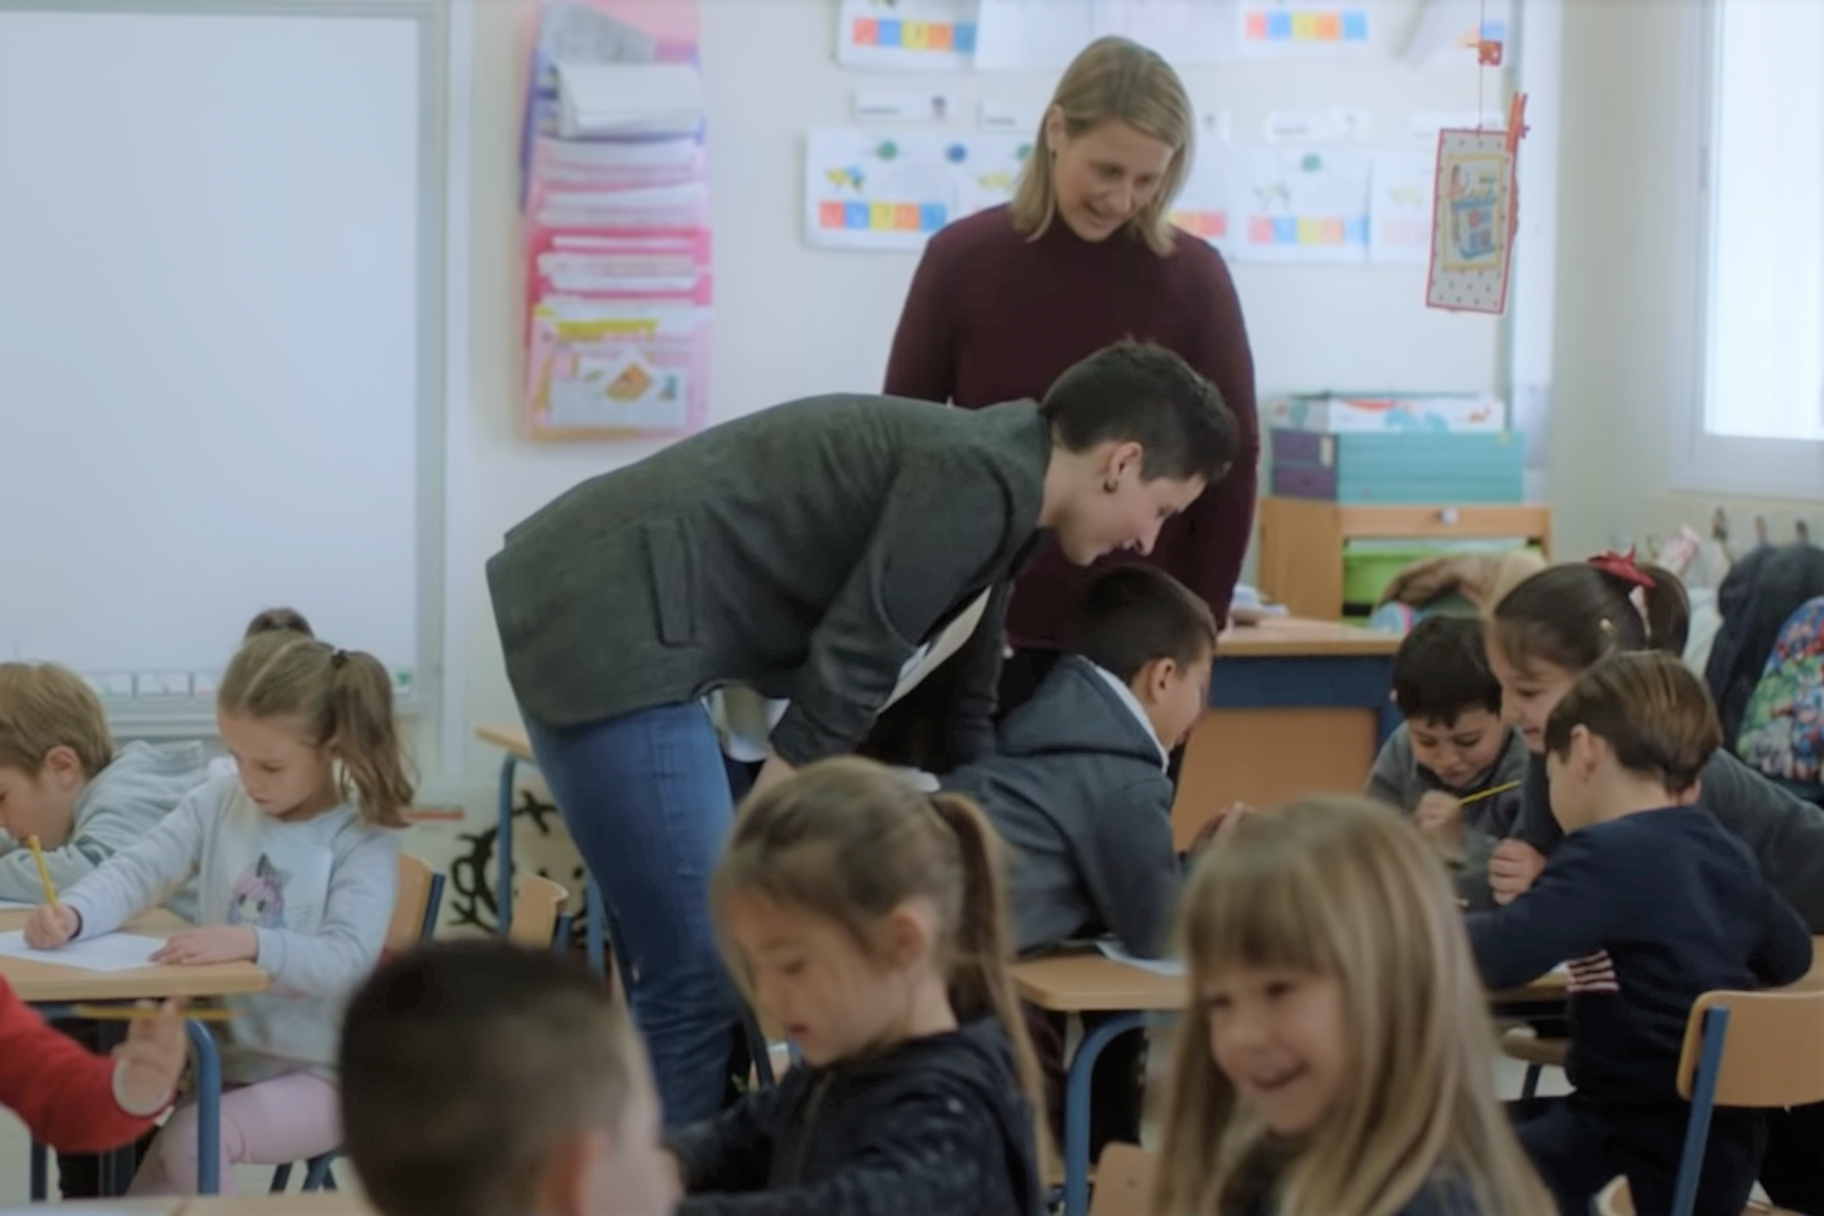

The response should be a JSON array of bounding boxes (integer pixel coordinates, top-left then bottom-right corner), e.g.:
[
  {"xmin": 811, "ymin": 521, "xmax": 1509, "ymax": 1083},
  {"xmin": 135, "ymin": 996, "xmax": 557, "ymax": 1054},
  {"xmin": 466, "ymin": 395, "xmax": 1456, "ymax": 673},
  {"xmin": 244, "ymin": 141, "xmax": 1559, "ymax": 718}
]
[
  {"xmin": 1548, "ymin": 0, "xmax": 1823, "ymax": 559},
  {"xmin": 446, "ymin": 0, "xmax": 1516, "ymax": 804}
]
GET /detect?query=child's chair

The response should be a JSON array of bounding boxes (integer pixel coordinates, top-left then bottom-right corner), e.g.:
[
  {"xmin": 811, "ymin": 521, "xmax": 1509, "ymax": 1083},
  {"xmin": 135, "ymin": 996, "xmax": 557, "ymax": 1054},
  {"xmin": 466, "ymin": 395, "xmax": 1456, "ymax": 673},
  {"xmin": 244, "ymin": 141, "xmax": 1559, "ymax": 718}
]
[
  {"xmin": 1594, "ymin": 986, "xmax": 1824, "ymax": 1216},
  {"xmin": 1087, "ymin": 1144, "xmax": 1157, "ymax": 1216},
  {"xmin": 1499, "ymin": 1024, "xmax": 1568, "ymax": 1100},
  {"xmin": 271, "ymin": 854, "xmax": 445, "ymax": 1195},
  {"xmin": 509, "ymin": 874, "xmax": 570, "ymax": 950}
]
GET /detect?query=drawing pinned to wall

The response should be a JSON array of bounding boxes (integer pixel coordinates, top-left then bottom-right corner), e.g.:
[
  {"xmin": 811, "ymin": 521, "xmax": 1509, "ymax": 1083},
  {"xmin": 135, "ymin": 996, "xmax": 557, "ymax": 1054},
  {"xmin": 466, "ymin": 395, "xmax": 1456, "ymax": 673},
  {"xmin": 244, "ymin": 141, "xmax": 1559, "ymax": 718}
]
[
  {"xmin": 1108, "ymin": 0, "xmax": 1236, "ymax": 64},
  {"xmin": 953, "ymin": 133, "xmax": 1033, "ymax": 218},
  {"xmin": 837, "ymin": 0, "xmax": 980, "ymax": 70},
  {"xmin": 1229, "ymin": 146, "xmax": 1371, "ymax": 264},
  {"xmin": 1369, "ymin": 150, "xmax": 1434, "ymax": 265},
  {"xmin": 1236, "ymin": 1, "xmax": 1371, "ymax": 57},
  {"xmin": 1403, "ymin": 0, "xmax": 1510, "ymax": 68},
  {"xmin": 971, "ymin": 0, "xmax": 1232, "ymax": 70},
  {"xmin": 805, "ymin": 130, "xmax": 958, "ymax": 250},
  {"xmin": 1425, "ymin": 97, "xmax": 1526, "ymax": 312}
]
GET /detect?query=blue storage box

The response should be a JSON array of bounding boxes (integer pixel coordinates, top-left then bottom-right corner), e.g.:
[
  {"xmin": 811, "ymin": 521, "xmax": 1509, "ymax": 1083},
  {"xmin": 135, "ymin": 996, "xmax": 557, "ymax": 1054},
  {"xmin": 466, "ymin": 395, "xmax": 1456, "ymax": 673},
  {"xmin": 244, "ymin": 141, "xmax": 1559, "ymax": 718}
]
[{"xmin": 1270, "ymin": 429, "xmax": 1525, "ymax": 504}]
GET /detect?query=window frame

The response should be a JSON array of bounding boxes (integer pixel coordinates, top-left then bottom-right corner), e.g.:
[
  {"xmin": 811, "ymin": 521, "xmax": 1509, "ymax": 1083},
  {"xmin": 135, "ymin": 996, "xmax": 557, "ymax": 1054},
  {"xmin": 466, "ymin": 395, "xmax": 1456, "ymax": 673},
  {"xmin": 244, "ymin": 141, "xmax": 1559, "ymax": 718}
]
[{"xmin": 1670, "ymin": 0, "xmax": 1824, "ymax": 498}]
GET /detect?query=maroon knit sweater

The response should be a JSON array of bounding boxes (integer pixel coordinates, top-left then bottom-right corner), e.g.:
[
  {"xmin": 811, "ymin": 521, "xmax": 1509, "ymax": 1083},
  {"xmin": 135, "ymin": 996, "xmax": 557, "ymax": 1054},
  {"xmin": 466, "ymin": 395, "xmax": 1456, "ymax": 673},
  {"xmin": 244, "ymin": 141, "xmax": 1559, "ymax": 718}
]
[{"xmin": 884, "ymin": 205, "xmax": 1260, "ymax": 647}]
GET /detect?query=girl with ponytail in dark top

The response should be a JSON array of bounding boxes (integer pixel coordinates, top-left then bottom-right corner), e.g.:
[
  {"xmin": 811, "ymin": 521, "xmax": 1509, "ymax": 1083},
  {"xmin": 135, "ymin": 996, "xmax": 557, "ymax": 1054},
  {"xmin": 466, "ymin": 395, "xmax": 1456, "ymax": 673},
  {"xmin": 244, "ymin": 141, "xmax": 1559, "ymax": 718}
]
[
  {"xmin": 1483, "ymin": 555, "xmax": 1824, "ymax": 1215},
  {"xmin": 665, "ymin": 758, "xmax": 1044, "ymax": 1216}
]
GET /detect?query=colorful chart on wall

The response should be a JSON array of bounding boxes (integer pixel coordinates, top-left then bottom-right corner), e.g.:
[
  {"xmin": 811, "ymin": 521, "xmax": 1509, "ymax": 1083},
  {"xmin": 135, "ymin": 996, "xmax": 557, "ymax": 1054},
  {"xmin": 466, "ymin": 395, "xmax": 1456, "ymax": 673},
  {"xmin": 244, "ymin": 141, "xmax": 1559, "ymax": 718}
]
[
  {"xmin": 1235, "ymin": 0, "xmax": 1372, "ymax": 57},
  {"xmin": 837, "ymin": 0, "xmax": 980, "ymax": 70},
  {"xmin": 1228, "ymin": 146, "xmax": 1371, "ymax": 264},
  {"xmin": 805, "ymin": 129, "xmax": 1034, "ymax": 251},
  {"xmin": 1369, "ymin": 150, "xmax": 1434, "ymax": 265},
  {"xmin": 1425, "ymin": 128, "xmax": 1516, "ymax": 312}
]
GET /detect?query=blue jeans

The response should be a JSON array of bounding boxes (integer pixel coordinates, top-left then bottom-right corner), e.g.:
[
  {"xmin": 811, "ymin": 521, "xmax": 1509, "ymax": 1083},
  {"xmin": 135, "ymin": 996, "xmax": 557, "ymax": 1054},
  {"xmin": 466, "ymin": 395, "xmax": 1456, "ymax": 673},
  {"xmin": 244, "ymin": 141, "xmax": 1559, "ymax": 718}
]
[{"xmin": 523, "ymin": 702, "xmax": 742, "ymax": 1124}]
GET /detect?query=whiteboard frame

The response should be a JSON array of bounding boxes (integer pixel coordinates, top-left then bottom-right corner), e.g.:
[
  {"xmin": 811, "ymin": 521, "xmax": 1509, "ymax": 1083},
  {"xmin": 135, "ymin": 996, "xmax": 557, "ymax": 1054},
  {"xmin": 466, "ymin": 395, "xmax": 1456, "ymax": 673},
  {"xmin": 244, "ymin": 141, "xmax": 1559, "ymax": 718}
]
[{"xmin": 0, "ymin": 0, "xmax": 449, "ymax": 739}]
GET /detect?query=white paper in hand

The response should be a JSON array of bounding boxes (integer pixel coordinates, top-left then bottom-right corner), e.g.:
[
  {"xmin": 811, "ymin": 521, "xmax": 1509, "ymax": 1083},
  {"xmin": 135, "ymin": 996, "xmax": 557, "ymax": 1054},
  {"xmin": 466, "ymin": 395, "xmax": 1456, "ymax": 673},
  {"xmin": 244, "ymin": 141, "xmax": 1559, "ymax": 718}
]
[{"xmin": 0, "ymin": 929, "xmax": 162, "ymax": 971}]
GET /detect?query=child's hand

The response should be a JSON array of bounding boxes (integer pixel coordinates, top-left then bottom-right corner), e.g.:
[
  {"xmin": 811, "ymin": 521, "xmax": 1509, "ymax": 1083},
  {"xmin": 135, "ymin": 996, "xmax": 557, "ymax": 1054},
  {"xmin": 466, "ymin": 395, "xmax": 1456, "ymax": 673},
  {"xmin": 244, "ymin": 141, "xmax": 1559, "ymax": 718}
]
[
  {"xmin": 152, "ymin": 926, "xmax": 257, "ymax": 967},
  {"xmin": 1189, "ymin": 803, "xmax": 1255, "ymax": 854},
  {"xmin": 1489, "ymin": 839, "xmax": 1547, "ymax": 905},
  {"xmin": 1413, "ymin": 792, "xmax": 1465, "ymax": 851},
  {"xmin": 112, "ymin": 1000, "xmax": 187, "ymax": 1116},
  {"xmin": 24, "ymin": 903, "xmax": 80, "ymax": 949}
]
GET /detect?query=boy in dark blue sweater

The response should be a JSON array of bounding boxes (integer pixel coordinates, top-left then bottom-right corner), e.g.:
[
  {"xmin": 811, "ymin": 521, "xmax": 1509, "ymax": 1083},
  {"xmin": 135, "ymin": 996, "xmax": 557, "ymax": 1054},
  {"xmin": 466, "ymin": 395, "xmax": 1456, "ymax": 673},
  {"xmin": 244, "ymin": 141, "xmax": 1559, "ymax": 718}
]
[{"xmin": 1467, "ymin": 652, "xmax": 1813, "ymax": 1216}]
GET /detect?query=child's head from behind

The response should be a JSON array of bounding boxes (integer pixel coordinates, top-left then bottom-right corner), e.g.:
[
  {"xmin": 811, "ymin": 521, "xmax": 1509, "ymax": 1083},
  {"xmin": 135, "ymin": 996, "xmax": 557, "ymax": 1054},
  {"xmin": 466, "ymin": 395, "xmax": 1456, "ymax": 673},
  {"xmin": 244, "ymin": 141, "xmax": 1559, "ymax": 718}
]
[
  {"xmin": 1543, "ymin": 651, "xmax": 1722, "ymax": 832},
  {"xmin": 1391, "ymin": 616, "xmax": 1507, "ymax": 791},
  {"xmin": 340, "ymin": 939, "xmax": 668, "ymax": 1216},
  {"xmin": 216, "ymin": 608, "xmax": 413, "ymax": 827},
  {"xmin": 1155, "ymin": 798, "xmax": 1549, "ymax": 1216},
  {"xmin": 0, "ymin": 662, "xmax": 113, "ymax": 848},
  {"xmin": 1073, "ymin": 565, "xmax": 1216, "ymax": 750},
  {"xmin": 1039, "ymin": 341, "xmax": 1235, "ymax": 566},
  {"xmin": 716, "ymin": 759, "xmax": 1041, "ymax": 1085},
  {"xmin": 1489, "ymin": 556, "xmax": 1690, "ymax": 752}
]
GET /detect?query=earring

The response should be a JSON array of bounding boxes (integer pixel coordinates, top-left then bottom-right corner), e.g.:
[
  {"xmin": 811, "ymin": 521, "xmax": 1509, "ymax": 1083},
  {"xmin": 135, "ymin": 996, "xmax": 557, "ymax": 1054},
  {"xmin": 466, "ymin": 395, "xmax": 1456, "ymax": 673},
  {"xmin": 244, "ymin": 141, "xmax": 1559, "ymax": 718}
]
[{"xmin": 1103, "ymin": 477, "xmax": 1119, "ymax": 493}]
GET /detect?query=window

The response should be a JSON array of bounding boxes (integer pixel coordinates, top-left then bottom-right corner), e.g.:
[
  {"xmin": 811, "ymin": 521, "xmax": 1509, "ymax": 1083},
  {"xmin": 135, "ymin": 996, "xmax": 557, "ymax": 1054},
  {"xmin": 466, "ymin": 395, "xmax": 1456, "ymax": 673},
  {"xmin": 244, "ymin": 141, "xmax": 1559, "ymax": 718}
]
[{"xmin": 1678, "ymin": 0, "xmax": 1824, "ymax": 493}]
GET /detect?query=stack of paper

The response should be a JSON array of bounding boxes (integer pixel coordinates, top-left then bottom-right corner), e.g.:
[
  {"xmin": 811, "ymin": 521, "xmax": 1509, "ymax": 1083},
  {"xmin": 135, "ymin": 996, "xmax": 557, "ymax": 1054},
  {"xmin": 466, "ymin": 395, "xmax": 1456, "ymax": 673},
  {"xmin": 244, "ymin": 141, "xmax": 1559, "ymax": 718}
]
[{"xmin": 555, "ymin": 63, "xmax": 704, "ymax": 140}]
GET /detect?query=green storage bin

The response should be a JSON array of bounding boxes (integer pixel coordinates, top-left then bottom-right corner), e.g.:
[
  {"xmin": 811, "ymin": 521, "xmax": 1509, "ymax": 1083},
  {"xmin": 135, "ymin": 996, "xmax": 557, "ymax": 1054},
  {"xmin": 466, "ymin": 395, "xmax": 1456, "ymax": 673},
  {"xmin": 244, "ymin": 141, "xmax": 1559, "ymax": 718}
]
[{"xmin": 1341, "ymin": 540, "xmax": 1546, "ymax": 611}]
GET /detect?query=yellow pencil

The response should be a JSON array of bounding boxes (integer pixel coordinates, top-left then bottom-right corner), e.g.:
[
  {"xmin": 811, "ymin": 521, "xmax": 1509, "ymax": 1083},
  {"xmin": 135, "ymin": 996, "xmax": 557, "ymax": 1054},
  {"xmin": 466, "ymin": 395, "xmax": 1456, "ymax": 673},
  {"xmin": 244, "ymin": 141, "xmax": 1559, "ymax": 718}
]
[
  {"xmin": 1459, "ymin": 780, "xmax": 1521, "ymax": 806},
  {"xmin": 69, "ymin": 1004, "xmax": 235, "ymax": 1023},
  {"xmin": 25, "ymin": 835, "xmax": 56, "ymax": 908}
]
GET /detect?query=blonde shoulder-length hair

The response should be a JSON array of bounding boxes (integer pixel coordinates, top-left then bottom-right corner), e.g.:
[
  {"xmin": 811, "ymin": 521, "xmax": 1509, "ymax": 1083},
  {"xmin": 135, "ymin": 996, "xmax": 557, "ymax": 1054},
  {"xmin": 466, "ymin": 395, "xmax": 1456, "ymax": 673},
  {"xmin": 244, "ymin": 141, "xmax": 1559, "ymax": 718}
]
[
  {"xmin": 1151, "ymin": 797, "xmax": 1554, "ymax": 1216},
  {"xmin": 1009, "ymin": 36, "xmax": 1193, "ymax": 257}
]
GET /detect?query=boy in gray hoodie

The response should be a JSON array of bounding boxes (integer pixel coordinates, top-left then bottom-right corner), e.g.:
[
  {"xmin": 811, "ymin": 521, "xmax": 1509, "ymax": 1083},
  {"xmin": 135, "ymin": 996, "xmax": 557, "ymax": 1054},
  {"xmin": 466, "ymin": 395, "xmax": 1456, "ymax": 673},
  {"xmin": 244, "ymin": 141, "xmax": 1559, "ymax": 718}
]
[
  {"xmin": 0, "ymin": 661, "xmax": 210, "ymax": 1197},
  {"xmin": 942, "ymin": 565, "xmax": 1215, "ymax": 1158}
]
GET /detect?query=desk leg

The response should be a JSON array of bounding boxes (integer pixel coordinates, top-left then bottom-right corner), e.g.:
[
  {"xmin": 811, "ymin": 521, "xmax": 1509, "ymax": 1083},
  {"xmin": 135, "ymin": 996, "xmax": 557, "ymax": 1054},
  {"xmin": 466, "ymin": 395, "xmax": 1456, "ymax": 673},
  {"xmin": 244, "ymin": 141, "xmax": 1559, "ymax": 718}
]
[
  {"xmin": 586, "ymin": 880, "xmax": 606, "ymax": 977},
  {"xmin": 29, "ymin": 1141, "xmax": 46, "ymax": 1201},
  {"xmin": 1062, "ymin": 1012, "xmax": 1147, "ymax": 1216},
  {"xmin": 497, "ymin": 754, "xmax": 518, "ymax": 936},
  {"xmin": 187, "ymin": 1020, "xmax": 223, "ymax": 1195}
]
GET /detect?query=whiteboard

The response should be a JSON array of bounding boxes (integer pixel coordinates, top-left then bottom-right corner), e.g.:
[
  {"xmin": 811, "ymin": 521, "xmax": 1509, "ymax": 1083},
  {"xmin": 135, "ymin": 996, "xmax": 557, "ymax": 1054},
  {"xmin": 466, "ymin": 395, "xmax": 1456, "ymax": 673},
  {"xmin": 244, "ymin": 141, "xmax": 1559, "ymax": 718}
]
[{"xmin": 0, "ymin": 1, "xmax": 443, "ymax": 723}]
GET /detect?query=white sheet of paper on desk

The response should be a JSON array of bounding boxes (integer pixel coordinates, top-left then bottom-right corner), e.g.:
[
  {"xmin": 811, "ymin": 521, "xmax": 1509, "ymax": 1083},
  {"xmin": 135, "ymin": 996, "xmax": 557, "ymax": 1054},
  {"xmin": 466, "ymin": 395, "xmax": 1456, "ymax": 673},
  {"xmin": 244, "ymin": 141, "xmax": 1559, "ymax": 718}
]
[
  {"xmin": 1097, "ymin": 940, "xmax": 1187, "ymax": 978},
  {"xmin": 0, "ymin": 929, "xmax": 162, "ymax": 971}
]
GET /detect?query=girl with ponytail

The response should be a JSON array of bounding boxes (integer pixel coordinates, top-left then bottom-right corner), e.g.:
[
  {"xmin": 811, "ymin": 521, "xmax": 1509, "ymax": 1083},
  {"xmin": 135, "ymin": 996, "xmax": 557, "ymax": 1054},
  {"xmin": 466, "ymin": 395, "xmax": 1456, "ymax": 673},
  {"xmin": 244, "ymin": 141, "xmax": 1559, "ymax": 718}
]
[
  {"xmin": 1484, "ymin": 554, "xmax": 1824, "ymax": 925},
  {"xmin": 24, "ymin": 608, "xmax": 408, "ymax": 1194},
  {"xmin": 667, "ymin": 757, "xmax": 1044, "ymax": 1216}
]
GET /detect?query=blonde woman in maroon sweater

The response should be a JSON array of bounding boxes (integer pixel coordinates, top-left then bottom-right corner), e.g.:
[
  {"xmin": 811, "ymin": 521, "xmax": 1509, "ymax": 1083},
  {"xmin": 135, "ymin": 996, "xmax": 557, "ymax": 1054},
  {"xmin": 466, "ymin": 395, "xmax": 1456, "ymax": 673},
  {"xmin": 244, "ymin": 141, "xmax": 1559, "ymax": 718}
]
[{"xmin": 885, "ymin": 36, "xmax": 1259, "ymax": 713}]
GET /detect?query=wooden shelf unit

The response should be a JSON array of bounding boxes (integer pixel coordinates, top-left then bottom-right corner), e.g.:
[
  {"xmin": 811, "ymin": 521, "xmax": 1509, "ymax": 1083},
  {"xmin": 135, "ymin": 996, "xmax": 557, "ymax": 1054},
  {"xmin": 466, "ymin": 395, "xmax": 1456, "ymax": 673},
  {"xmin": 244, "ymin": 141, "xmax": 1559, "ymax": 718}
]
[{"xmin": 1256, "ymin": 497, "xmax": 1553, "ymax": 621}]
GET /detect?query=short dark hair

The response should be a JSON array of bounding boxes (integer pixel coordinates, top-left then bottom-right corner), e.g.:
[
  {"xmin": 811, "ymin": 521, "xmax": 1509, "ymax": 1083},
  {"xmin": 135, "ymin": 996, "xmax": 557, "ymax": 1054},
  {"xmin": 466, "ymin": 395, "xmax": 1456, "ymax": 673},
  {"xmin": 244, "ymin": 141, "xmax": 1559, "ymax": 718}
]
[
  {"xmin": 1071, "ymin": 565, "xmax": 1218, "ymax": 683},
  {"xmin": 1392, "ymin": 616, "xmax": 1503, "ymax": 725},
  {"xmin": 1543, "ymin": 651, "xmax": 1721, "ymax": 794},
  {"xmin": 340, "ymin": 940, "xmax": 641, "ymax": 1216},
  {"xmin": 1039, "ymin": 340, "xmax": 1237, "ymax": 483}
]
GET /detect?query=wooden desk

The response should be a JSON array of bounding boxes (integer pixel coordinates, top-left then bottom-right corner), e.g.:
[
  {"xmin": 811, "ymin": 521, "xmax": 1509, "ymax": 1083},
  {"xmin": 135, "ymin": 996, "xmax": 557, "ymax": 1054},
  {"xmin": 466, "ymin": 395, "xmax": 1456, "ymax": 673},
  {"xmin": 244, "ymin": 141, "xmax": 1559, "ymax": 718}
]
[
  {"xmin": 1175, "ymin": 616, "xmax": 1402, "ymax": 847},
  {"xmin": 2, "ymin": 908, "xmax": 269, "ymax": 1197},
  {"xmin": 474, "ymin": 725, "xmax": 606, "ymax": 974},
  {"xmin": 0, "ymin": 908, "xmax": 267, "ymax": 1003}
]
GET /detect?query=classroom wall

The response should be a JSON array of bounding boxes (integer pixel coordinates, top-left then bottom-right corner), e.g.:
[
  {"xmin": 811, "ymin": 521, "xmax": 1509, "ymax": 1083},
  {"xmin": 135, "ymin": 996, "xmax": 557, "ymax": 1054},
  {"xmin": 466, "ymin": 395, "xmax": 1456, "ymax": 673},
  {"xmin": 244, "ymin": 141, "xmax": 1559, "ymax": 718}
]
[
  {"xmin": 447, "ymin": 0, "xmax": 1821, "ymax": 831},
  {"xmin": 1547, "ymin": 0, "xmax": 1822, "ymax": 560}
]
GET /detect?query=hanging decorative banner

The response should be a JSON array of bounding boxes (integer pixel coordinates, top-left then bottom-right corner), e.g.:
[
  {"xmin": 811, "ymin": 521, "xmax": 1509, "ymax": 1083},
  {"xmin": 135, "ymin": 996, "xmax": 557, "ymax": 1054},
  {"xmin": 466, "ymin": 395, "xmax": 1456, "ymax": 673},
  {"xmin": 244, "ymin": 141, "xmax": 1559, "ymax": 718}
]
[{"xmin": 1425, "ymin": 93, "xmax": 1527, "ymax": 313}]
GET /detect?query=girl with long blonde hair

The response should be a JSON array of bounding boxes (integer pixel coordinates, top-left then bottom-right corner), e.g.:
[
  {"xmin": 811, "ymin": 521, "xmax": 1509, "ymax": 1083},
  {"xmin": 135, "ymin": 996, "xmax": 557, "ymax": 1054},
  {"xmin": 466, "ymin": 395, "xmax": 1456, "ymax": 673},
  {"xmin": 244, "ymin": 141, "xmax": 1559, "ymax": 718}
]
[{"xmin": 1152, "ymin": 798, "xmax": 1551, "ymax": 1216}]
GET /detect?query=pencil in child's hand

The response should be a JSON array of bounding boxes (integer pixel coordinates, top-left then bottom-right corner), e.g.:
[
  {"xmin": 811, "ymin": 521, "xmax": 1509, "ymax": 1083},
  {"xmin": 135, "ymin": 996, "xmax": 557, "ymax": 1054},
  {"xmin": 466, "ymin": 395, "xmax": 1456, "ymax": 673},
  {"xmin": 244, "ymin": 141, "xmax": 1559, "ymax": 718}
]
[
  {"xmin": 25, "ymin": 836, "xmax": 57, "ymax": 908},
  {"xmin": 69, "ymin": 1003, "xmax": 233, "ymax": 1023},
  {"xmin": 1458, "ymin": 780, "xmax": 1521, "ymax": 807}
]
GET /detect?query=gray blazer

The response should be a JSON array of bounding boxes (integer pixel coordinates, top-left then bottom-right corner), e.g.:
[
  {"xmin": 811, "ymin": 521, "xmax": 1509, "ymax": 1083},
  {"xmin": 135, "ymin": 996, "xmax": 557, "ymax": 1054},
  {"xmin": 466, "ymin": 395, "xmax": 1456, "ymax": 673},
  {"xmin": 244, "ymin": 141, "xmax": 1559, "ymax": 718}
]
[{"xmin": 487, "ymin": 394, "xmax": 1052, "ymax": 766}]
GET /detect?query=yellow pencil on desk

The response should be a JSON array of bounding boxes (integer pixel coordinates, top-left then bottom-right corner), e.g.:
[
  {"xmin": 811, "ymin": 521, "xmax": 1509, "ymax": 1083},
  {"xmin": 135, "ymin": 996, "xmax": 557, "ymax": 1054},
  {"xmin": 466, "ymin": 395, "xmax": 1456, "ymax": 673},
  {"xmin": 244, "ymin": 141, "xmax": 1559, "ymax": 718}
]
[
  {"xmin": 25, "ymin": 835, "xmax": 57, "ymax": 908},
  {"xmin": 68, "ymin": 1004, "xmax": 235, "ymax": 1023},
  {"xmin": 1458, "ymin": 781, "xmax": 1521, "ymax": 806}
]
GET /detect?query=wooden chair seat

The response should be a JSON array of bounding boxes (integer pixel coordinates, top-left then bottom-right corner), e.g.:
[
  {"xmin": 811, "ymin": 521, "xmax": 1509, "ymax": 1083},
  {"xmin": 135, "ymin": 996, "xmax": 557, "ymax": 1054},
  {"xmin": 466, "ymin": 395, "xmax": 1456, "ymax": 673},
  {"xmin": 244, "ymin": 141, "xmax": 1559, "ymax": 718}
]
[
  {"xmin": 1596, "ymin": 1176, "xmax": 1797, "ymax": 1216},
  {"xmin": 1500, "ymin": 1025, "xmax": 1569, "ymax": 1068}
]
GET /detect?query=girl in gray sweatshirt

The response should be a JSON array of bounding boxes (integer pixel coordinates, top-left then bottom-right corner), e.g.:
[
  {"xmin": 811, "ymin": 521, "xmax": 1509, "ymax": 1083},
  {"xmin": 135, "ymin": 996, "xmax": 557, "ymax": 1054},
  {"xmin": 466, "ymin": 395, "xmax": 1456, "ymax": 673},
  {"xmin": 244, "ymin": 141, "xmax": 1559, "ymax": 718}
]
[{"xmin": 24, "ymin": 611, "xmax": 410, "ymax": 1195}]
